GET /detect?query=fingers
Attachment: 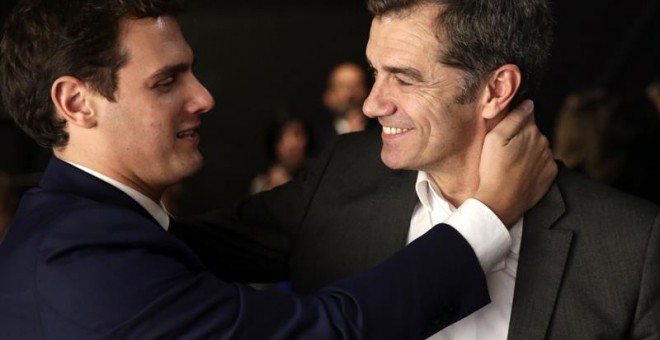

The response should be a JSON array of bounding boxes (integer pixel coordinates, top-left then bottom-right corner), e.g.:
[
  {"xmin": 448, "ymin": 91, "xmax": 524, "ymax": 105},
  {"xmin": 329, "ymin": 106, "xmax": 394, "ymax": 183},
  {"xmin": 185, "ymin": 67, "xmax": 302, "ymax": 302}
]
[
  {"xmin": 526, "ymin": 133, "xmax": 557, "ymax": 210},
  {"xmin": 488, "ymin": 100, "xmax": 535, "ymax": 144},
  {"xmin": 476, "ymin": 98, "xmax": 556, "ymax": 225},
  {"xmin": 536, "ymin": 142, "xmax": 555, "ymax": 179},
  {"xmin": 526, "ymin": 101, "xmax": 537, "ymax": 125},
  {"xmin": 505, "ymin": 99, "xmax": 534, "ymax": 131}
]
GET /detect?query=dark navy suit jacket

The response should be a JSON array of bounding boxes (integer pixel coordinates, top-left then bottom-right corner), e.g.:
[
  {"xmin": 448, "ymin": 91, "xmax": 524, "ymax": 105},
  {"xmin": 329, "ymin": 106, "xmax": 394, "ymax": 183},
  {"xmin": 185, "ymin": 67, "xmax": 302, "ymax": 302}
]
[{"xmin": 0, "ymin": 158, "xmax": 489, "ymax": 339}]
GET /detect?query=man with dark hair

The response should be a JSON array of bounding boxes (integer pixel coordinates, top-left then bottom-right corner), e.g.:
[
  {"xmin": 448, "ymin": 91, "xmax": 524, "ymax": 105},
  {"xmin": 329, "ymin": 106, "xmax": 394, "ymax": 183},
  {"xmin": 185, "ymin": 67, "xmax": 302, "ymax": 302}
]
[
  {"xmin": 181, "ymin": 0, "xmax": 660, "ymax": 338},
  {"xmin": 0, "ymin": 0, "xmax": 556, "ymax": 338}
]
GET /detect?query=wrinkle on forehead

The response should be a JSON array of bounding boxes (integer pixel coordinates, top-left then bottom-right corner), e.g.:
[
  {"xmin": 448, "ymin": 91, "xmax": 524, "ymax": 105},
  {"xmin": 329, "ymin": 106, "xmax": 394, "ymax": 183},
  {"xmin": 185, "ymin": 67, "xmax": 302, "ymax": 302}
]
[
  {"xmin": 376, "ymin": 3, "xmax": 446, "ymax": 56},
  {"xmin": 368, "ymin": 10, "xmax": 446, "ymax": 81},
  {"xmin": 369, "ymin": 22, "xmax": 434, "ymax": 59},
  {"xmin": 367, "ymin": 3, "xmax": 465, "ymax": 104}
]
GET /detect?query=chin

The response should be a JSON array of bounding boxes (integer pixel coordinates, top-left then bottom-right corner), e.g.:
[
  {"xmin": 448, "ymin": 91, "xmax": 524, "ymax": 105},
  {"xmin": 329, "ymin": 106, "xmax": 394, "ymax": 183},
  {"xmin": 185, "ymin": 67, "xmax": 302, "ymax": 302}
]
[
  {"xmin": 381, "ymin": 152, "xmax": 407, "ymax": 170},
  {"xmin": 180, "ymin": 155, "xmax": 204, "ymax": 178},
  {"xmin": 190, "ymin": 157, "xmax": 204, "ymax": 175}
]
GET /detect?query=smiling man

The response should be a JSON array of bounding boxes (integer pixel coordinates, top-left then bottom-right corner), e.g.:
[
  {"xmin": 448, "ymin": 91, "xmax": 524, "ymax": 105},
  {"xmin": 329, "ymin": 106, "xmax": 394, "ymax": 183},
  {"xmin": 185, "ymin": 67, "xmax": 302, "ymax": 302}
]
[
  {"xmin": 0, "ymin": 0, "xmax": 559, "ymax": 339},
  {"xmin": 180, "ymin": 0, "xmax": 660, "ymax": 338}
]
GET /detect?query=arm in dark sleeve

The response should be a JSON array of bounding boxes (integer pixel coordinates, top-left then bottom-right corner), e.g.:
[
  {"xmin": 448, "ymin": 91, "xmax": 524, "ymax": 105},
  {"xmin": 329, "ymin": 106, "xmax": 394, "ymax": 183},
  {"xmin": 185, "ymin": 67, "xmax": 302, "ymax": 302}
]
[{"xmin": 40, "ymin": 215, "xmax": 488, "ymax": 339}]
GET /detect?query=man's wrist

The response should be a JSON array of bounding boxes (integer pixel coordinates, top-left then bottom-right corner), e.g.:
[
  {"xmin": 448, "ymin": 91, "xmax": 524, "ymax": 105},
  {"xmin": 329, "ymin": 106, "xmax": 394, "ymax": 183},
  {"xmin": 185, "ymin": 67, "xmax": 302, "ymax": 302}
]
[
  {"xmin": 473, "ymin": 190, "xmax": 517, "ymax": 227},
  {"xmin": 444, "ymin": 199, "xmax": 511, "ymax": 272}
]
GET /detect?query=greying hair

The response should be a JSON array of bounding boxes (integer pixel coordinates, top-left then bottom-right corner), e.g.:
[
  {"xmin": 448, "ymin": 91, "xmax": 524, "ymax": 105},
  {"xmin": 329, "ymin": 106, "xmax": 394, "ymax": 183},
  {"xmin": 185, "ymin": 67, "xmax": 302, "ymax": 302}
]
[{"xmin": 367, "ymin": 0, "xmax": 553, "ymax": 105}]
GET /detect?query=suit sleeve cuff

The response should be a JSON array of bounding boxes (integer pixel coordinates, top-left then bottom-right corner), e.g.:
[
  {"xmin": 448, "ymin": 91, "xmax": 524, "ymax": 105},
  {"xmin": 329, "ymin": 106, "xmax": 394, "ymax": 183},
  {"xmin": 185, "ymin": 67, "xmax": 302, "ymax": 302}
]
[{"xmin": 443, "ymin": 198, "xmax": 511, "ymax": 273}]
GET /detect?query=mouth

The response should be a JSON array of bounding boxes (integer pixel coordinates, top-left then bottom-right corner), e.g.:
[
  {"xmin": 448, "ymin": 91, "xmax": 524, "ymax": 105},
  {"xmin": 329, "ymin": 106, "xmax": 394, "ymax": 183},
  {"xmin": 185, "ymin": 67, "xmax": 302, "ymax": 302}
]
[
  {"xmin": 176, "ymin": 125, "xmax": 200, "ymax": 143},
  {"xmin": 382, "ymin": 126, "xmax": 411, "ymax": 135},
  {"xmin": 176, "ymin": 130, "xmax": 197, "ymax": 138}
]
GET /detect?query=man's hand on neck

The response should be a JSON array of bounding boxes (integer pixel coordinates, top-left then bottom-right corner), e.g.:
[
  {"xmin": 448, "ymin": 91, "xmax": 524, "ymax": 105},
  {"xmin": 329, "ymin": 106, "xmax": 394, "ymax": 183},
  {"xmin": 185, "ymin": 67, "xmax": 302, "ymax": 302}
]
[{"xmin": 474, "ymin": 100, "xmax": 557, "ymax": 227}]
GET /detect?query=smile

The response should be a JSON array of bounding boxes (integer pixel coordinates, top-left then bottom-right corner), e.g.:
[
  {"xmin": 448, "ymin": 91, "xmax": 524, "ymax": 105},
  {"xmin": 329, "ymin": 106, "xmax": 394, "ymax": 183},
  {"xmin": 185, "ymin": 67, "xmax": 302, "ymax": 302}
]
[
  {"xmin": 176, "ymin": 130, "xmax": 197, "ymax": 138},
  {"xmin": 382, "ymin": 126, "xmax": 411, "ymax": 135}
]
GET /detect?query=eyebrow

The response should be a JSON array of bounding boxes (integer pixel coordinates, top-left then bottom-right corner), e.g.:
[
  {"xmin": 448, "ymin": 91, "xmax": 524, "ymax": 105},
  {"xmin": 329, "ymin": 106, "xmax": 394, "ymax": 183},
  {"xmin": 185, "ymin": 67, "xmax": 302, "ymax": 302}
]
[
  {"xmin": 367, "ymin": 57, "xmax": 425, "ymax": 82},
  {"xmin": 147, "ymin": 60, "xmax": 196, "ymax": 82},
  {"xmin": 383, "ymin": 66, "xmax": 424, "ymax": 82}
]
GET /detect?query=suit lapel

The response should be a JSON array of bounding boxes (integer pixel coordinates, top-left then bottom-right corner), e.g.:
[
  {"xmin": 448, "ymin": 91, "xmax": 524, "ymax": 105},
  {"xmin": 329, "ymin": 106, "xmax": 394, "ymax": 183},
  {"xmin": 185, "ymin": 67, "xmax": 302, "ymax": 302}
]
[
  {"xmin": 366, "ymin": 169, "xmax": 418, "ymax": 261},
  {"xmin": 42, "ymin": 157, "xmax": 206, "ymax": 270},
  {"xmin": 356, "ymin": 132, "xmax": 419, "ymax": 264},
  {"xmin": 508, "ymin": 179, "xmax": 573, "ymax": 340}
]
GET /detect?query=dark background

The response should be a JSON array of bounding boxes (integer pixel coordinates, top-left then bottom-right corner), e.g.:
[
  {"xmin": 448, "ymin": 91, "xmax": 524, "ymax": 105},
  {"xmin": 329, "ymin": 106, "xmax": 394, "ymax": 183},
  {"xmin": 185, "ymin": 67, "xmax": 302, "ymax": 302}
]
[{"xmin": 1, "ymin": 0, "xmax": 658, "ymax": 214}]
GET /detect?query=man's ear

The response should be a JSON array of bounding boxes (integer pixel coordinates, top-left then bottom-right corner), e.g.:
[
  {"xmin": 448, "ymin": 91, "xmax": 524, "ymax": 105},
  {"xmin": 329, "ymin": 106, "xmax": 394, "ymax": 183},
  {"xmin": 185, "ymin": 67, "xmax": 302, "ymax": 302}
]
[
  {"xmin": 51, "ymin": 76, "xmax": 98, "ymax": 128},
  {"xmin": 480, "ymin": 64, "xmax": 521, "ymax": 119}
]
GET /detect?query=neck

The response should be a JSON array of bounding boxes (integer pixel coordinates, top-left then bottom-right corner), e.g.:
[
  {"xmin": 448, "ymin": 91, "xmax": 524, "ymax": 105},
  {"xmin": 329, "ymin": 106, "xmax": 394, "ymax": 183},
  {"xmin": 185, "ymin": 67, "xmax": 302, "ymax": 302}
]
[
  {"xmin": 425, "ymin": 133, "xmax": 486, "ymax": 208},
  {"xmin": 427, "ymin": 160, "xmax": 481, "ymax": 208}
]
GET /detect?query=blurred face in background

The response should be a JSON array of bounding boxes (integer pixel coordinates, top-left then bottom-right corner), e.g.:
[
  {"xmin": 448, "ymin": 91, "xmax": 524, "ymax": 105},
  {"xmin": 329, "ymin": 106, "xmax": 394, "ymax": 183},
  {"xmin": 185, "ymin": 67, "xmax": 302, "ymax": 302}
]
[
  {"xmin": 323, "ymin": 63, "xmax": 369, "ymax": 116},
  {"xmin": 275, "ymin": 120, "xmax": 309, "ymax": 171},
  {"xmin": 647, "ymin": 81, "xmax": 660, "ymax": 114}
]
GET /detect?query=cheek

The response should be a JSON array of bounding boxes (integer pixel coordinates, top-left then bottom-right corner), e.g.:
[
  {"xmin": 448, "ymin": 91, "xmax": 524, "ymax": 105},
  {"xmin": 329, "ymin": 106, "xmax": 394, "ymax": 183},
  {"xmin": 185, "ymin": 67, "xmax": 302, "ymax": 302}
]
[
  {"xmin": 138, "ymin": 119, "xmax": 168, "ymax": 144},
  {"xmin": 145, "ymin": 105, "xmax": 179, "ymax": 130},
  {"xmin": 148, "ymin": 119, "xmax": 171, "ymax": 131},
  {"xmin": 415, "ymin": 103, "xmax": 460, "ymax": 154},
  {"xmin": 409, "ymin": 103, "xmax": 444, "ymax": 140}
]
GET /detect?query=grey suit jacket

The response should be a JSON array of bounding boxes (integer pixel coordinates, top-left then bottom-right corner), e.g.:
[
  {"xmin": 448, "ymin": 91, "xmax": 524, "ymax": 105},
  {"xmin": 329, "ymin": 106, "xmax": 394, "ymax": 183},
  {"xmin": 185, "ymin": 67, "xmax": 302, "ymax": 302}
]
[{"xmin": 180, "ymin": 130, "xmax": 660, "ymax": 339}]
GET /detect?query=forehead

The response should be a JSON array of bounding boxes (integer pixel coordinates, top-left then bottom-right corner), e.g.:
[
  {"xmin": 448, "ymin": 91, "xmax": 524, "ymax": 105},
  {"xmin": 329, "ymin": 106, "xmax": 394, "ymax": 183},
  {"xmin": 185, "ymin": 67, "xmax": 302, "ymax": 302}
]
[
  {"xmin": 366, "ymin": 4, "xmax": 443, "ymax": 66},
  {"xmin": 117, "ymin": 16, "xmax": 192, "ymax": 72},
  {"xmin": 332, "ymin": 65, "xmax": 364, "ymax": 82}
]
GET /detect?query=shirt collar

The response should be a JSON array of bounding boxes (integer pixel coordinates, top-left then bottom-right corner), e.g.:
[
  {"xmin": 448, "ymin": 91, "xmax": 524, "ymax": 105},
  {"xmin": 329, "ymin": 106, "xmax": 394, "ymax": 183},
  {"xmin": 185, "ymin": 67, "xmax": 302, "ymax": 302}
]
[
  {"xmin": 65, "ymin": 161, "xmax": 170, "ymax": 230},
  {"xmin": 334, "ymin": 117, "xmax": 351, "ymax": 135},
  {"xmin": 415, "ymin": 171, "xmax": 523, "ymax": 255},
  {"xmin": 415, "ymin": 171, "xmax": 453, "ymax": 214}
]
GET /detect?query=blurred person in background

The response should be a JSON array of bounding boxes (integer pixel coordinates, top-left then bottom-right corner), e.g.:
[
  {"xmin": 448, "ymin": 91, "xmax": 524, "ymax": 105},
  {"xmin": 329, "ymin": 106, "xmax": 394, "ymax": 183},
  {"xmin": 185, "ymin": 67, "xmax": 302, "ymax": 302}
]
[
  {"xmin": 646, "ymin": 78, "xmax": 660, "ymax": 113},
  {"xmin": 553, "ymin": 88, "xmax": 628, "ymax": 183},
  {"xmin": 251, "ymin": 115, "xmax": 312, "ymax": 193},
  {"xmin": 618, "ymin": 77, "xmax": 660, "ymax": 204},
  {"xmin": 554, "ymin": 84, "xmax": 660, "ymax": 205},
  {"xmin": 316, "ymin": 62, "xmax": 371, "ymax": 149}
]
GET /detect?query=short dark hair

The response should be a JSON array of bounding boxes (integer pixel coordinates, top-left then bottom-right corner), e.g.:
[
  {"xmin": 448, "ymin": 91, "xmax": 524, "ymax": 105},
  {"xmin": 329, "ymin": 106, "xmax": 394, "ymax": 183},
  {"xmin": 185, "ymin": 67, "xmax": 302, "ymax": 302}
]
[
  {"xmin": 0, "ymin": 0, "xmax": 183, "ymax": 148},
  {"xmin": 367, "ymin": 0, "xmax": 553, "ymax": 106}
]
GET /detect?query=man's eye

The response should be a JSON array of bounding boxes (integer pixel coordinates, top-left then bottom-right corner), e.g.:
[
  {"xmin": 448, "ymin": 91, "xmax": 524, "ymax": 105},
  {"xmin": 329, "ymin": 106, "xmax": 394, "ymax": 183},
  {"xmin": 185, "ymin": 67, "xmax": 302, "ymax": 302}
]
[
  {"xmin": 157, "ymin": 77, "xmax": 175, "ymax": 87},
  {"xmin": 395, "ymin": 76, "xmax": 411, "ymax": 86}
]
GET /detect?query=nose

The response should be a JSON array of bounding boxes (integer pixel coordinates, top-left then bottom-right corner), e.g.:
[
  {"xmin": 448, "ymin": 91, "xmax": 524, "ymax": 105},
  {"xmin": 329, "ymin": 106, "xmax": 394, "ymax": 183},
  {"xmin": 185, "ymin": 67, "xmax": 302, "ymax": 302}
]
[
  {"xmin": 188, "ymin": 74, "xmax": 215, "ymax": 115},
  {"xmin": 362, "ymin": 80, "xmax": 395, "ymax": 119}
]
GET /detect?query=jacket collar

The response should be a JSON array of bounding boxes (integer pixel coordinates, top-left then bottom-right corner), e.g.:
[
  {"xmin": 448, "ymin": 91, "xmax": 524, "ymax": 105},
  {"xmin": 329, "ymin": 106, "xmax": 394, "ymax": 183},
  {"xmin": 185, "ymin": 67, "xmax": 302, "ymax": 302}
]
[
  {"xmin": 39, "ymin": 157, "xmax": 161, "ymax": 227},
  {"xmin": 508, "ymin": 166, "xmax": 573, "ymax": 340}
]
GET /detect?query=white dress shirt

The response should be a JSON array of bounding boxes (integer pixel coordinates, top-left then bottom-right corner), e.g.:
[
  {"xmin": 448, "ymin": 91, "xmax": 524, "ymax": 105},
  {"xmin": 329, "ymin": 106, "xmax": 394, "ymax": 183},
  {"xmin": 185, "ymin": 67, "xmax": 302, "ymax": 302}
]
[
  {"xmin": 65, "ymin": 161, "xmax": 171, "ymax": 230},
  {"xmin": 409, "ymin": 172, "xmax": 523, "ymax": 340}
]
